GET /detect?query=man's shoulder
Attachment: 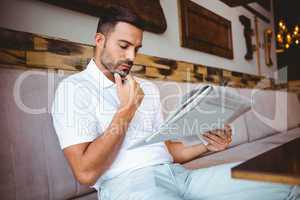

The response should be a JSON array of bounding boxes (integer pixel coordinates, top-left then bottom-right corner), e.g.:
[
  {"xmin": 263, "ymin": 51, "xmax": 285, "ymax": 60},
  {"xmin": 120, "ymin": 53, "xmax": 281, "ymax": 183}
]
[
  {"xmin": 53, "ymin": 69, "xmax": 96, "ymax": 104},
  {"xmin": 51, "ymin": 70, "xmax": 95, "ymax": 114},
  {"xmin": 56, "ymin": 69, "xmax": 93, "ymax": 90},
  {"xmin": 59, "ymin": 69, "xmax": 88, "ymax": 84}
]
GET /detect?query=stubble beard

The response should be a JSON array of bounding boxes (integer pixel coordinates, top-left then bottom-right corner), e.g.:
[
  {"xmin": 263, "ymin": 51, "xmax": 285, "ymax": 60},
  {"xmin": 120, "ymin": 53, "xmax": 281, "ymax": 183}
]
[{"xmin": 100, "ymin": 50, "xmax": 130, "ymax": 78}]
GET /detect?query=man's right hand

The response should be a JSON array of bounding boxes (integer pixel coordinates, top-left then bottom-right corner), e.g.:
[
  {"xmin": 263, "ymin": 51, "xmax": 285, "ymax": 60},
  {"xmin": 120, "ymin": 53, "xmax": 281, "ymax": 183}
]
[{"xmin": 115, "ymin": 73, "xmax": 144, "ymax": 111}]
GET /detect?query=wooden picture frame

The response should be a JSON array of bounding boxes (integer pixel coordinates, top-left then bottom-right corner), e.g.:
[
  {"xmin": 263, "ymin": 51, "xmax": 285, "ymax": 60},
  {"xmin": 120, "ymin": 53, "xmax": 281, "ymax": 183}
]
[
  {"xmin": 39, "ymin": 0, "xmax": 167, "ymax": 34},
  {"xmin": 178, "ymin": 0, "xmax": 234, "ymax": 59}
]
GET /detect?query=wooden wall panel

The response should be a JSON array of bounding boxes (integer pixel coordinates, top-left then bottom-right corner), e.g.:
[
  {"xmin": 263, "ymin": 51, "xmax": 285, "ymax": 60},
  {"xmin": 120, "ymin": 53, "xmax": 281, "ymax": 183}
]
[{"xmin": 0, "ymin": 27, "xmax": 295, "ymax": 93}]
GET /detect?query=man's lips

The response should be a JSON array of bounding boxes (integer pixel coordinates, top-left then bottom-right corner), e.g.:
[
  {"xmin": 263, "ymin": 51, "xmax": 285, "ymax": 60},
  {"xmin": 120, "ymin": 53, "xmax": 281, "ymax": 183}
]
[{"xmin": 120, "ymin": 64, "xmax": 130, "ymax": 70}]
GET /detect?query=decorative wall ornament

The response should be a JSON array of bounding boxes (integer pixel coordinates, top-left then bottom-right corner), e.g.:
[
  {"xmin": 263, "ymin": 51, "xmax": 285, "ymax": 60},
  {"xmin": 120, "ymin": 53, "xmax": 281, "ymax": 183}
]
[
  {"xmin": 254, "ymin": 17, "xmax": 261, "ymax": 76},
  {"xmin": 39, "ymin": 0, "xmax": 167, "ymax": 34},
  {"xmin": 239, "ymin": 15, "xmax": 254, "ymax": 60},
  {"xmin": 178, "ymin": 0, "xmax": 233, "ymax": 59},
  {"xmin": 264, "ymin": 28, "xmax": 273, "ymax": 67}
]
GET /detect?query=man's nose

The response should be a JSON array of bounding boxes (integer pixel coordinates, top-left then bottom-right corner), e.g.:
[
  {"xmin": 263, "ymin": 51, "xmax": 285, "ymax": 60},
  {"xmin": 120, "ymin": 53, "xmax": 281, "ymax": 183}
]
[{"xmin": 126, "ymin": 49, "xmax": 136, "ymax": 62}]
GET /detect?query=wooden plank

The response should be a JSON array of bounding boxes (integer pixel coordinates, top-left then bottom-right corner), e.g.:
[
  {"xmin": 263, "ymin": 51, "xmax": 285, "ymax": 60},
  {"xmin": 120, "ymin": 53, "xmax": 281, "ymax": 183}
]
[
  {"xmin": 145, "ymin": 67, "xmax": 165, "ymax": 79},
  {"xmin": 1, "ymin": 27, "xmax": 289, "ymax": 92},
  {"xmin": 0, "ymin": 28, "xmax": 34, "ymax": 50},
  {"xmin": 0, "ymin": 49, "xmax": 26, "ymax": 66},
  {"xmin": 166, "ymin": 70, "xmax": 196, "ymax": 82},
  {"xmin": 195, "ymin": 65, "xmax": 207, "ymax": 76},
  {"xmin": 222, "ymin": 70, "xmax": 232, "ymax": 78},
  {"xmin": 26, "ymin": 51, "xmax": 89, "ymax": 71},
  {"xmin": 0, "ymin": 27, "xmax": 94, "ymax": 71},
  {"xmin": 244, "ymin": 80, "xmax": 256, "ymax": 88},
  {"xmin": 232, "ymin": 170, "xmax": 300, "ymax": 185},
  {"xmin": 177, "ymin": 61, "xmax": 194, "ymax": 72},
  {"xmin": 205, "ymin": 74, "xmax": 221, "ymax": 84},
  {"xmin": 135, "ymin": 54, "xmax": 171, "ymax": 70}
]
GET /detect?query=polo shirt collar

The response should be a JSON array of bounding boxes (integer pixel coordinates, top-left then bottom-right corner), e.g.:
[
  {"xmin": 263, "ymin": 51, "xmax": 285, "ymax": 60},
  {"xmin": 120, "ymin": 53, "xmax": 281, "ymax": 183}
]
[{"xmin": 86, "ymin": 58, "xmax": 114, "ymax": 89}]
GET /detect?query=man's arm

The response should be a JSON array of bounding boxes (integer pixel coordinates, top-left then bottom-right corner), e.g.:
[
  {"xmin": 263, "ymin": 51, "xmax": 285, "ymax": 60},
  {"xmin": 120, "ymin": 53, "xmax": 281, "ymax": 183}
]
[
  {"xmin": 64, "ymin": 107, "xmax": 134, "ymax": 186},
  {"xmin": 63, "ymin": 74, "xmax": 144, "ymax": 186},
  {"xmin": 165, "ymin": 125, "xmax": 232, "ymax": 164},
  {"xmin": 165, "ymin": 141, "xmax": 209, "ymax": 164}
]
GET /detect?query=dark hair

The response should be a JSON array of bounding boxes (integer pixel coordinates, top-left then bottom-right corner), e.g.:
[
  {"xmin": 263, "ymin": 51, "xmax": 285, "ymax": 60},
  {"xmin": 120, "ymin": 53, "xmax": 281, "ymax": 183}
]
[{"xmin": 96, "ymin": 5, "xmax": 144, "ymax": 35}]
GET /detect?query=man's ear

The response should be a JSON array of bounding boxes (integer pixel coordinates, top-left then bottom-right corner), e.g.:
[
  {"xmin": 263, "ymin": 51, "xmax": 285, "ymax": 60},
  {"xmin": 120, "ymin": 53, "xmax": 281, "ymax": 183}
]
[{"xmin": 95, "ymin": 33, "xmax": 106, "ymax": 49}]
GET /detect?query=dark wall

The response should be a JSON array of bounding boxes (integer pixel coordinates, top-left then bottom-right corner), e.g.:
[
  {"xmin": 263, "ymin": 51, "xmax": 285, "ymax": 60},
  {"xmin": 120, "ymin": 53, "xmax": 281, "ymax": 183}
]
[
  {"xmin": 277, "ymin": 48, "xmax": 300, "ymax": 80},
  {"xmin": 274, "ymin": 0, "xmax": 300, "ymax": 80}
]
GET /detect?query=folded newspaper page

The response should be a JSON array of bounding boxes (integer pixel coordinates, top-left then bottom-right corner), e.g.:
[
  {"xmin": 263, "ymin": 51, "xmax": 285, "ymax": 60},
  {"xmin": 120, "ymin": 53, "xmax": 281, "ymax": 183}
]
[{"xmin": 128, "ymin": 85, "xmax": 251, "ymax": 149}]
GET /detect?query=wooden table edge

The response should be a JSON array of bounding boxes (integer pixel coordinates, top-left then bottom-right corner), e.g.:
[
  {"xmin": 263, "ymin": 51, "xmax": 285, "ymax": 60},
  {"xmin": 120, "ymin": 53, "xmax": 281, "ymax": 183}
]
[{"xmin": 231, "ymin": 169, "xmax": 300, "ymax": 185}]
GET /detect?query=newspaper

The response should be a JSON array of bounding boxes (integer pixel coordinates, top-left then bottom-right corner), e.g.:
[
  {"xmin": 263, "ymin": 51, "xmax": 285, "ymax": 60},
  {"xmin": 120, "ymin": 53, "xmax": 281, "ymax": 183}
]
[{"xmin": 128, "ymin": 84, "xmax": 251, "ymax": 149}]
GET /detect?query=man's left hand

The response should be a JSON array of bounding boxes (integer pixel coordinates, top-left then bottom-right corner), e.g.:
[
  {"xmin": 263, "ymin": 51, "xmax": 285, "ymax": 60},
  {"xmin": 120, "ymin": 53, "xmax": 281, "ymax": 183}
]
[{"xmin": 202, "ymin": 125, "xmax": 232, "ymax": 152}]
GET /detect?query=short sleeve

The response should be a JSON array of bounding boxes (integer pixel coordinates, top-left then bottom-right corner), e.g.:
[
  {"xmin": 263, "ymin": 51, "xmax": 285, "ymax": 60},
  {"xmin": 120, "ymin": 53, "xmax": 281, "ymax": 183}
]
[{"xmin": 51, "ymin": 79, "xmax": 100, "ymax": 149}]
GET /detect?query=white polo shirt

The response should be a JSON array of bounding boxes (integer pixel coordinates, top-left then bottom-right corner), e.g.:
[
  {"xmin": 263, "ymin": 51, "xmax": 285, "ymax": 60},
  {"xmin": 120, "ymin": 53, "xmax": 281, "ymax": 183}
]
[{"xmin": 51, "ymin": 59, "xmax": 173, "ymax": 189}]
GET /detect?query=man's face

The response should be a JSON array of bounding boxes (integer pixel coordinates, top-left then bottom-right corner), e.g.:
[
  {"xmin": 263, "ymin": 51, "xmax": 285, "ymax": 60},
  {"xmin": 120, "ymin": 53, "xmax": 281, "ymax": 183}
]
[{"xmin": 99, "ymin": 22, "xmax": 143, "ymax": 78}]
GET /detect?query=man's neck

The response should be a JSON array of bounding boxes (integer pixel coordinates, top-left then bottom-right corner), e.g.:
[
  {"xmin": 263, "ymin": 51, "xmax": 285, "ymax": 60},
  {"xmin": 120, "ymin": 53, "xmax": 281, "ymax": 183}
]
[{"xmin": 94, "ymin": 58, "xmax": 115, "ymax": 83}]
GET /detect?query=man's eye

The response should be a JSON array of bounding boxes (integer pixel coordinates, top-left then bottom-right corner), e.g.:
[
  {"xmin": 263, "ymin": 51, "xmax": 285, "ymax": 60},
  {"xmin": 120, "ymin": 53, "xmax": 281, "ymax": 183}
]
[{"xmin": 120, "ymin": 45, "xmax": 128, "ymax": 49}]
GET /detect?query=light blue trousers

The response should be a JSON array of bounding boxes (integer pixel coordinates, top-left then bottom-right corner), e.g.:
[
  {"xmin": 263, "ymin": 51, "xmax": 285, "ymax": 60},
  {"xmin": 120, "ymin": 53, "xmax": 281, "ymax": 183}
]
[{"xmin": 98, "ymin": 162, "xmax": 300, "ymax": 200}]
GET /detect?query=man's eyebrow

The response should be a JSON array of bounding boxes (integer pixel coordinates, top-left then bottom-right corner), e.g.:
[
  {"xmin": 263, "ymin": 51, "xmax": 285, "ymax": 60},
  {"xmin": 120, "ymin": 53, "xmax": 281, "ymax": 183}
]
[{"xmin": 119, "ymin": 40, "xmax": 142, "ymax": 48}]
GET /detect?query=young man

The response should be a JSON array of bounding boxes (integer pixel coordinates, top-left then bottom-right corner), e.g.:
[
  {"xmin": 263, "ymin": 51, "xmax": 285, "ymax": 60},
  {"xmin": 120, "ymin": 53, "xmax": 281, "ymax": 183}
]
[{"xmin": 51, "ymin": 6, "xmax": 299, "ymax": 200}]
